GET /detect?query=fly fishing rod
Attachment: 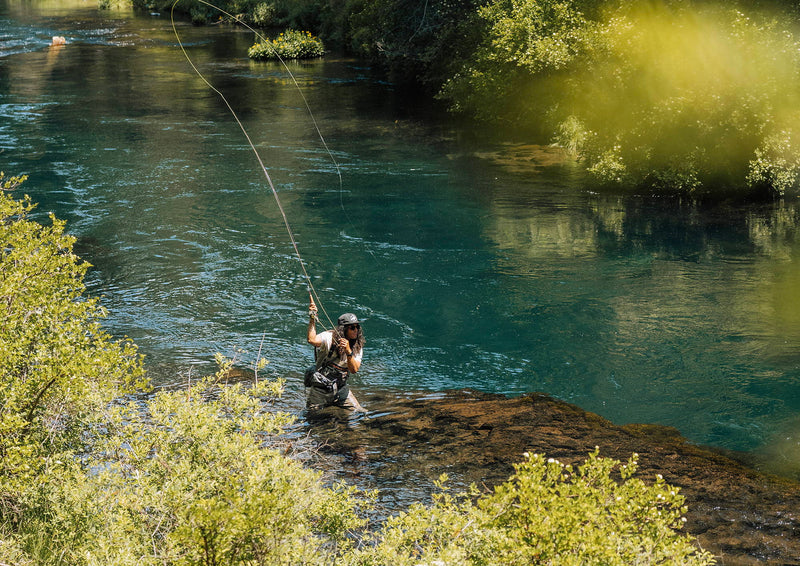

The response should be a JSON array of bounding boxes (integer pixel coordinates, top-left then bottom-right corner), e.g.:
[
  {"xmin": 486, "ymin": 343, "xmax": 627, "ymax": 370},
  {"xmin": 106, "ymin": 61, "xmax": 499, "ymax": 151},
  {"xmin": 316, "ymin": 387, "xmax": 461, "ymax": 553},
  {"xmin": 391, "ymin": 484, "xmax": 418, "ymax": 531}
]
[{"xmin": 170, "ymin": 0, "xmax": 341, "ymax": 330}]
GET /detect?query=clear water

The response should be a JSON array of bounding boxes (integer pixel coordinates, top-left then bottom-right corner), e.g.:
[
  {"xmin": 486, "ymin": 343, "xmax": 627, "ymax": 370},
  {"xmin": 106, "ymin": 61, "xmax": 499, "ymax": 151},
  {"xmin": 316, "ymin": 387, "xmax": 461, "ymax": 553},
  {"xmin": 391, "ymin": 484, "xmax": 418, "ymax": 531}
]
[{"xmin": 4, "ymin": 1, "xmax": 800, "ymax": 465}]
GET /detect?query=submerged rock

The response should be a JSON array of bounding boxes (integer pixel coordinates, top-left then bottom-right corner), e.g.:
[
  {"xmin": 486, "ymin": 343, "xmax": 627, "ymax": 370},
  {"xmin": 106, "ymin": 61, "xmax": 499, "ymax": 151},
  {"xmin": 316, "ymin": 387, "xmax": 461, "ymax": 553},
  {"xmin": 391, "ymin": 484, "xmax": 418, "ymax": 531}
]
[{"xmin": 304, "ymin": 389, "xmax": 800, "ymax": 566}]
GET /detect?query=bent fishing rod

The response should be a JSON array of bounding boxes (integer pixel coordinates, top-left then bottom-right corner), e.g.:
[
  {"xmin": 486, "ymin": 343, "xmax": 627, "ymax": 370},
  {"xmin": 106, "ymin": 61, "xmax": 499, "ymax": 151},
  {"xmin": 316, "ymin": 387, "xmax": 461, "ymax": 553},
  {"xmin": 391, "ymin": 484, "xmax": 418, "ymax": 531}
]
[{"xmin": 170, "ymin": 0, "xmax": 340, "ymax": 330}]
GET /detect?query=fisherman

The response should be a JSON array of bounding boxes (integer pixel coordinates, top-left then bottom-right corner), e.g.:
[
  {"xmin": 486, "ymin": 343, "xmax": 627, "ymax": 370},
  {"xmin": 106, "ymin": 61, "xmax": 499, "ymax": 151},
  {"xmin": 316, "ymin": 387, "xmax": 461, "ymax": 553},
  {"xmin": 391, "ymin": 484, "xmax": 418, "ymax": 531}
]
[{"xmin": 305, "ymin": 296, "xmax": 365, "ymax": 412}]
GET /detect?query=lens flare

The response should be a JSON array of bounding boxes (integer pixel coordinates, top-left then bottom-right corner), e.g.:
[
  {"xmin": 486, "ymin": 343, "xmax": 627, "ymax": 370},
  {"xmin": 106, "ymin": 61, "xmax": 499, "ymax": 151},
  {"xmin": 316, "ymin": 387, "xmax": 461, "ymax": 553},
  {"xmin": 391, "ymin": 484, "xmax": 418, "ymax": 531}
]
[{"xmin": 549, "ymin": 2, "xmax": 800, "ymax": 194}]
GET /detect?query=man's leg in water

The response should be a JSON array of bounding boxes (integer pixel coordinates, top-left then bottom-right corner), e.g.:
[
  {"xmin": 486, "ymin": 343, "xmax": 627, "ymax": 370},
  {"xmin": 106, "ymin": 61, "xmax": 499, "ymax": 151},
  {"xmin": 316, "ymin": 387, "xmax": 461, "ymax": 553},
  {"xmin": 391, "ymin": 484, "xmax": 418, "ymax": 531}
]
[
  {"xmin": 306, "ymin": 384, "xmax": 366, "ymax": 412},
  {"xmin": 338, "ymin": 386, "xmax": 366, "ymax": 412},
  {"xmin": 306, "ymin": 386, "xmax": 335, "ymax": 410}
]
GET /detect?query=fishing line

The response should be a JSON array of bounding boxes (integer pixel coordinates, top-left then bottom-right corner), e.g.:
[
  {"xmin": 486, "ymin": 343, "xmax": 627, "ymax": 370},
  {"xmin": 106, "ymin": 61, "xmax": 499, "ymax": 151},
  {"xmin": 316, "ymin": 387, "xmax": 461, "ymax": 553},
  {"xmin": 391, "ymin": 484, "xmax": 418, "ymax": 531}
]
[{"xmin": 170, "ymin": 0, "xmax": 343, "ymax": 328}]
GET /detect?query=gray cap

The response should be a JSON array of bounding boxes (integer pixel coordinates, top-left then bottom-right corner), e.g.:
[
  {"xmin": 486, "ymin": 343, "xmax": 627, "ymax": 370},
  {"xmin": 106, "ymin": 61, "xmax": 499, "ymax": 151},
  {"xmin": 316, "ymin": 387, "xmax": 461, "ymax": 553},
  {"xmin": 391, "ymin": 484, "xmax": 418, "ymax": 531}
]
[{"xmin": 338, "ymin": 313, "xmax": 359, "ymax": 326}]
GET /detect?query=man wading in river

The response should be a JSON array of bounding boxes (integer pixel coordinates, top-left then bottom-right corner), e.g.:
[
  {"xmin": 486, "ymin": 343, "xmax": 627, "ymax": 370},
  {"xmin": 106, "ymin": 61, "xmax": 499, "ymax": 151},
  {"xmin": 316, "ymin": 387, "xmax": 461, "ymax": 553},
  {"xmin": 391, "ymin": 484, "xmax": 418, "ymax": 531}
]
[{"xmin": 305, "ymin": 296, "xmax": 365, "ymax": 412}]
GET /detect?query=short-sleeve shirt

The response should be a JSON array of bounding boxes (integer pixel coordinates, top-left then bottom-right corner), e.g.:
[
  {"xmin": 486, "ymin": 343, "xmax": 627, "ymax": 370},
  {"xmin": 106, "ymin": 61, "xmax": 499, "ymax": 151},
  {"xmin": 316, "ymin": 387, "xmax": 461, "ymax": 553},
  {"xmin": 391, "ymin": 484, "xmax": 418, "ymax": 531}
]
[{"xmin": 314, "ymin": 330, "xmax": 363, "ymax": 371}]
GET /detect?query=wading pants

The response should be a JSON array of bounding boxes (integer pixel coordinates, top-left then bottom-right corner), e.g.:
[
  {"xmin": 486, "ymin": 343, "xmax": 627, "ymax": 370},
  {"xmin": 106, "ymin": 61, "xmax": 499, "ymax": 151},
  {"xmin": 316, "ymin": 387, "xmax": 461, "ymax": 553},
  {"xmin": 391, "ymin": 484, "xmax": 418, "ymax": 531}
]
[{"xmin": 306, "ymin": 384, "xmax": 364, "ymax": 412}]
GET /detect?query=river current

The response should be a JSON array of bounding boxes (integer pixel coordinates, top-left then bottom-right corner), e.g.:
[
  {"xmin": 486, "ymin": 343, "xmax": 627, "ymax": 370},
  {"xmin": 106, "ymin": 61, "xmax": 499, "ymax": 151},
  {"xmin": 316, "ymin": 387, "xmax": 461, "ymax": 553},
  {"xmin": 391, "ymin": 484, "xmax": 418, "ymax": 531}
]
[{"xmin": 3, "ymin": 1, "xmax": 800, "ymax": 472}]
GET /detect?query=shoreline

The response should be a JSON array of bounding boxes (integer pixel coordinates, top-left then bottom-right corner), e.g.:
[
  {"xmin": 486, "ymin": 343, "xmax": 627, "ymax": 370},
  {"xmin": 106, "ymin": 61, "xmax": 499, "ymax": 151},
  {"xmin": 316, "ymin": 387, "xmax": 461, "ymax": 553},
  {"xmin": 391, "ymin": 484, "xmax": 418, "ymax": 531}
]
[{"xmin": 301, "ymin": 388, "xmax": 800, "ymax": 565}]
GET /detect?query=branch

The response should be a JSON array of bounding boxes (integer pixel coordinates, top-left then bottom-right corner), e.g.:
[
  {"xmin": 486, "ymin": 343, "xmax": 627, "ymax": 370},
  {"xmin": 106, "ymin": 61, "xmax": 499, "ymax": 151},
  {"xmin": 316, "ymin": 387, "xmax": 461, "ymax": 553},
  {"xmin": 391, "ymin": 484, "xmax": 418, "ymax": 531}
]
[{"xmin": 25, "ymin": 377, "xmax": 57, "ymax": 425}]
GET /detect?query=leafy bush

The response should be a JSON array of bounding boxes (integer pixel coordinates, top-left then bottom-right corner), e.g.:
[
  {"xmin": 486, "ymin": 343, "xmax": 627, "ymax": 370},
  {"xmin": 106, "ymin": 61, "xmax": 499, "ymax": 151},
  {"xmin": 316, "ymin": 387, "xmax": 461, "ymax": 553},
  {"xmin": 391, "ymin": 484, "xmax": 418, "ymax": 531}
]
[
  {"xmin": 248, "ymin": 29, "xmax": 325, "ymax": 60},
  {"xmin": 347, "ymin": 0, "xmax": 486, "ymax": 88},
  {"xmin": 218, "ymin": 0, "xmax": 277, "ymax": 27},
  {"xmin": 349, "ymin": 450, "xmax": 715, "ymax": 566},
  {"xmin": 438, "ymin": 0, "xmax": 599, "ymax": 125},
  {"xmin": 0, "ymin": 174, "xmax": 145, "ymax": 514},
  {"xmin": 746, "ymin": 130, "xmax": 800, "ymax": 195},
  {"xmin": 440, "ymin": 0, "xmax": 800, "ymax": 197},
  {"xmin": 16, "ymin": 365, "xmax": 366, "ymax": 565},
  {"xmin": 251, "ymin": 1, "xmax": 276, "ymax": 26}
]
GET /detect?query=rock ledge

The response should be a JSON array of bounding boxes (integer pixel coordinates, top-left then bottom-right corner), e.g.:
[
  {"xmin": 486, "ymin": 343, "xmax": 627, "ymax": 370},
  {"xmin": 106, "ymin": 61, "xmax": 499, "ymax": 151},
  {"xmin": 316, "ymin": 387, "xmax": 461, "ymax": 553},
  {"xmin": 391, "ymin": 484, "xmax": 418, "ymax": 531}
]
[{"xmin": 310, "ymin": 389, "xmax": 800, "ymax": 565}]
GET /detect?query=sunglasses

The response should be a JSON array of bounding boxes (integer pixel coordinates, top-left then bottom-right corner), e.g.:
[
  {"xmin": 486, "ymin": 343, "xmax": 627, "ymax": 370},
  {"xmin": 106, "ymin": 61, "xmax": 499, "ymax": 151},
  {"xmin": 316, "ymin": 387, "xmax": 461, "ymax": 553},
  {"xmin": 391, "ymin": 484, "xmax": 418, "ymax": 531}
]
[{"xmin": 346, "ymin": 324, "xmax": 360, "ymax": 330}]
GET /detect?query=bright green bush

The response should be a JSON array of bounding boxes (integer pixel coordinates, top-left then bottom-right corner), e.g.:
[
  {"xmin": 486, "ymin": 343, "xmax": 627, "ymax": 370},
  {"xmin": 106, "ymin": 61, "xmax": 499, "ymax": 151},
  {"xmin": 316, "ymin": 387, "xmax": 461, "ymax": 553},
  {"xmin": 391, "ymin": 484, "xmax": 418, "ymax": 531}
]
[
  {"xmin": 248, "ymin": 29, "xmax": 325, "ymax": 60},
  {"xmin": 22, "ymin": 363, "xmax": 366, "ymax": 565},
  {"xmin": 0, "ymin": 174, "xmax": 145, "ymax": 511},
  {"xmin": 349, "ymin": 450, "xmax": 715, "ymax": 566},
  {"xmin": 438, "ymin": 0, "xmax": 600, "ymax": 125},
  {"xmin": 3, "ymin": 354, "xmax": 368, "ymax": 565},
  {"xmin": 250, "ymin": 1, "xmax": 276, "ymax": 26}
]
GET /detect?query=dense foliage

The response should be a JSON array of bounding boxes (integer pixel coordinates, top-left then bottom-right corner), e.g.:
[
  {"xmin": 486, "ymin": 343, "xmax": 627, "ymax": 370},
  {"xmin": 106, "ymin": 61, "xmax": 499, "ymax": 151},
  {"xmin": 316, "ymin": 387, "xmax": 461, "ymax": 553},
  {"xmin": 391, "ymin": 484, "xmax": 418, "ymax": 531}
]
[
  {"xmin": 346, "ymin": 0, "xmax": 486, "ymax": 87},
  {"xmin": 249, "ymin": 29, "xmax": 325, "ymax": 60},
  {"xmin": 0, "ymin": 181, "xmax": 714, "ymax": 563},
  {"xmin": 5, "ymin": 368, "xmax": 364, "ymax": 565},
  {"xmin": 0, "ymin": 172, "xmax": 145, "ymax": 511},
  {"xmin": 349, "ymin": 451, "xmax": 714, "ymax": 565},
  {"xmin": 150, "ymin": 0, "xmax": 800, "ymax": 197},
  {"xmin": 440, "ymin": 0, "xmax": 800, "ymax": 196}
]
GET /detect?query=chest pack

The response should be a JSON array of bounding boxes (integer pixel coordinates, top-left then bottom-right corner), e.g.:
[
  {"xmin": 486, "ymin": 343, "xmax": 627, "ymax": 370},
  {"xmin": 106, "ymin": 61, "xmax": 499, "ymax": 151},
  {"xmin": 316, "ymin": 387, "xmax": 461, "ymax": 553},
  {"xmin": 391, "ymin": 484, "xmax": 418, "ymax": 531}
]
[{"xmin": 304, "ymin": 339, "xmax": 350, "ymax": 390}]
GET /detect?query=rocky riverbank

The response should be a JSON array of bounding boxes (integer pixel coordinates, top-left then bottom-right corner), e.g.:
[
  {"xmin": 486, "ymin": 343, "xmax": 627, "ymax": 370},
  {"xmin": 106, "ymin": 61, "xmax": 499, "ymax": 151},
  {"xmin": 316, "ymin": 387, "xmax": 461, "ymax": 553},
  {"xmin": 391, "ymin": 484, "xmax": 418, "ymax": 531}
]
[{"xmin": 302, "ymin": 389, "xmax": 800, "ymax": 565}]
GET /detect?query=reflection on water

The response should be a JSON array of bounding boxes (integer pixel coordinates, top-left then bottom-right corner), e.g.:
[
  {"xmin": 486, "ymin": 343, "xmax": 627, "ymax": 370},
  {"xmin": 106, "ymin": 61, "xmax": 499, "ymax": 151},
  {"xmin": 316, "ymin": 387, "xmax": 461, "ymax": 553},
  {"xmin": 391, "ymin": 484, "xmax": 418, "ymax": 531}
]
[{"xmin": 2, "ymin": 3, "xmax": 800, "ymax": 469}]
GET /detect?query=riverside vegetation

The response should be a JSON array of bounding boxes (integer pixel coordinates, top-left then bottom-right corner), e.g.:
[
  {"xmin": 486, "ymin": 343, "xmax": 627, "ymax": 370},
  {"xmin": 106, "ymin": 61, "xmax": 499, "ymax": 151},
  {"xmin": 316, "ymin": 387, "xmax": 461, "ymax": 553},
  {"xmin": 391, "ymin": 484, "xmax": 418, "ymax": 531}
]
[
  {"xmin": 146, "ymin": 0, "xmax": 800, "ymax": 198},
  {"xmin": 0, "ymin": 175, "xmax": 716, "ymax": 564},
  {"xmin": 248, "ymin": 29, "xmax": 325, "ymax": 60}
]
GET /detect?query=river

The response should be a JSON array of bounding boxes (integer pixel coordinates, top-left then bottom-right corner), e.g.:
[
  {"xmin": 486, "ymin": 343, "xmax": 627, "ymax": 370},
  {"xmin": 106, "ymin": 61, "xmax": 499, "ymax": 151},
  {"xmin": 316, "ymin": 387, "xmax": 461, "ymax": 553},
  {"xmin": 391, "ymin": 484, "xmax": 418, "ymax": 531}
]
[{"xmin": 3, "ymin": 1, "xmax": 800, "ymax": 476}]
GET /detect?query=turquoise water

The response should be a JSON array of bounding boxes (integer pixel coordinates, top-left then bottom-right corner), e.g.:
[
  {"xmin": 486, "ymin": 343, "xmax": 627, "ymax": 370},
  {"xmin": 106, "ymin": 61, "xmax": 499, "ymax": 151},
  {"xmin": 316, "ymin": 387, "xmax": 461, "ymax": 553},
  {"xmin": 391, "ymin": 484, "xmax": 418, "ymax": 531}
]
[{"xmin": 4, "ymin": 2, "xmax": 800, "ymax": 464}]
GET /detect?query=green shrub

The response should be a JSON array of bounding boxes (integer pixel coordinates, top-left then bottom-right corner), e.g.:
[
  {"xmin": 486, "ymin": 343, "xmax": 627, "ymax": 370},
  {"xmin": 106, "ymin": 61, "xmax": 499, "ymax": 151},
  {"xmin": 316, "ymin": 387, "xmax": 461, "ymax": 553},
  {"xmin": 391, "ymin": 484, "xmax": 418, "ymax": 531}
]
[
  {"xmin": 248, "ymin": 29, "xmax": 325, "ymax": 59},
  {"xmin": 438, "ymin": 0, "xmax": 599, "ymax": 125},
  {"xmin": 347, "ymin": 0, "xmax": 486, "ymax": 87},
  {"xmin": 747, "ymin": 130, "xmax": 800, "ymax": 195},
  {"xmin": 349, "ymin": 450, "xmax": 715, "ymax": 566},
  {"xmin": 220, "ymin": 0, "xmax": 277, "ymax": 27},
  {"xmin": 439, "ymin": 0, "xmax": 800, "ymax": 197},
  {"xmin": 4, "ymin": 358, "xmax": 368, "ymax": 565},
  {"xmin": 56, "ymin": 368, "xmax": 364, "ymax": 564},
  {"xmin": 0, "ymin": 175, "xmax": 145, "ymax": 514},
  {"xmin": 251, "ymin": 1, "xmax": 276, "ymax": 26}
]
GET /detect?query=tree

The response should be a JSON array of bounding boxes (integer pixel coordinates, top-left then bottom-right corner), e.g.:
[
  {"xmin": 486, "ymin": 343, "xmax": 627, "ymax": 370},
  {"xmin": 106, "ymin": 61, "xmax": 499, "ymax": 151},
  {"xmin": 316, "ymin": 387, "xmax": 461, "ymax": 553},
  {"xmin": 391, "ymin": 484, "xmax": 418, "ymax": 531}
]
[{"xmin": 439, "ymin": 0, "xmax": 800, "ymax": 196}]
